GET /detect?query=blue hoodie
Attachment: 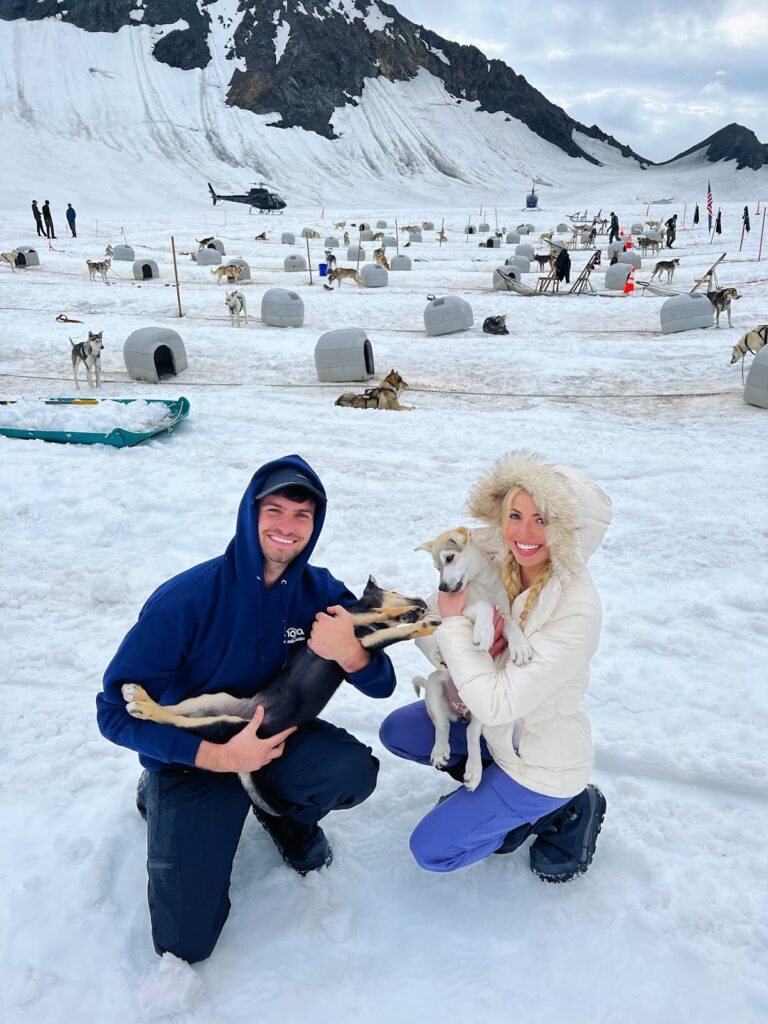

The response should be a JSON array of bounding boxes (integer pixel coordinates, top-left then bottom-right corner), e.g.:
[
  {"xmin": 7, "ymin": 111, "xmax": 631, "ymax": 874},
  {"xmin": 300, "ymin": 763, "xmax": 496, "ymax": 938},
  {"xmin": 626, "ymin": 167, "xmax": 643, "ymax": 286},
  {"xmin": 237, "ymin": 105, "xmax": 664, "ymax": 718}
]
[{"xmin": 97, "ymin": 455, "xmax": 395, "ymax": 770}]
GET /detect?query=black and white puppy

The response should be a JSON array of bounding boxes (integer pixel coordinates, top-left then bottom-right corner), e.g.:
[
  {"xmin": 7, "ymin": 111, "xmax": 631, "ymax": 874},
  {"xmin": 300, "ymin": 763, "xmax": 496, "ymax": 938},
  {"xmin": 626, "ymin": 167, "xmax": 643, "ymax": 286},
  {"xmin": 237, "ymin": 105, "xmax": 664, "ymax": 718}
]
[{"xmin": 70, "ymin": 330, "xmax": 104, "ymax": 390}]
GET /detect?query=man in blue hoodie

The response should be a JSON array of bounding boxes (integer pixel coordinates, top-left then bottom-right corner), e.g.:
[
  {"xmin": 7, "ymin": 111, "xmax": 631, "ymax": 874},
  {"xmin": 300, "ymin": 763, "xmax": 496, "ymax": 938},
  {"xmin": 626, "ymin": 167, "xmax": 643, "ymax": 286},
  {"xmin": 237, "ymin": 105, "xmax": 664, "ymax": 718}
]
[{"xmin": 98, "ymin": 455, "xmax": 395, "ymax": 963}]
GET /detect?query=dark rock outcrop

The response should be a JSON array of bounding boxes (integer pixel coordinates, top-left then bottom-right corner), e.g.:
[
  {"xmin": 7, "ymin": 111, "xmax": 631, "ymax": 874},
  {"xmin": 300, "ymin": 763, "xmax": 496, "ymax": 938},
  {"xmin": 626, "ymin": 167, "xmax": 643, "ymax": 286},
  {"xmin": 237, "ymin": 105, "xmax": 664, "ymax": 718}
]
[{"xmin": 664, "ymin": 123, "xmax": 768, "ymax": 171}]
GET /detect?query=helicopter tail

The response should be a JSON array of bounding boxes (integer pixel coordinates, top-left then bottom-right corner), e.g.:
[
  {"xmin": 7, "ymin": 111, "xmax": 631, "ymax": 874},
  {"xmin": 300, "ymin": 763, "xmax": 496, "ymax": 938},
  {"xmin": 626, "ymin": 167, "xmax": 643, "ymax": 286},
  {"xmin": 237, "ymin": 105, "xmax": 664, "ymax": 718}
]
[{"xmin": 208, "ymin": 183, "xmax": 218, "ymax": 206}]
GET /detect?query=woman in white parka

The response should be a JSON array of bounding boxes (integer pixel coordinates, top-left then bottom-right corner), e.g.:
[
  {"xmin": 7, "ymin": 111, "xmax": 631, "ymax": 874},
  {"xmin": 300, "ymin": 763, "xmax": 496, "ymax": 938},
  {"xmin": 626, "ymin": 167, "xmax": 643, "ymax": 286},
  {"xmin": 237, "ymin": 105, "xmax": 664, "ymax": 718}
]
[{"xmin": 379, "ymin": 451, "xmax": 612, "ymax": 881}]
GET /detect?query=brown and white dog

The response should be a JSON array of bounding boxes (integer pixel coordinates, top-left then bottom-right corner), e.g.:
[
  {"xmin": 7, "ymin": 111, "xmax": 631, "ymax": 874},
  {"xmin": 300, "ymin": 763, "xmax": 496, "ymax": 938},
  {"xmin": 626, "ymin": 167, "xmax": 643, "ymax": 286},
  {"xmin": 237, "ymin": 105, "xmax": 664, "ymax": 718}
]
[
  {"xmin": 373, "ymin": 247, "xmax": 390, "ymax": 270},
  {"xmin": 0, "ymin": 248, "xmax": 20, "ymax": 271},
  {"xmin": 70, "ymin": 330, "xmax": 104, "ymax": 389},
  {"xmin": 335, "ymin": 369, "xmax": 412, "ymax": 410},
  {"xmin": 650, "ymin": 258, "xmax": 679, "ymax": 283},
  {"xmin": 709, "ymin": 287, "xmax": 741, "ymax": 328},
  {"xmin": 86, "ymin": 256, "xmax": 111, "ymax": 284},
  {"xmin": 211, "ymin": 264, "xmax": 244, "ymax": 285},
  {"xmin": 414, "ymin": 528, "xmax": 531, "ymax": 790},
  {"xmin": 196, "ymin": 236, "xmax": 215, "ymax": 251},
  {"xmin": 730, "ymin": 325, "xmax": 768, "ymax": 363},
  {"xmin": 334, "ymin": 220, "xmax": 347, "ymax": 231},
  {"xmin": 327, "ymin": 267, "xmax": 362, "ymax": 287}
]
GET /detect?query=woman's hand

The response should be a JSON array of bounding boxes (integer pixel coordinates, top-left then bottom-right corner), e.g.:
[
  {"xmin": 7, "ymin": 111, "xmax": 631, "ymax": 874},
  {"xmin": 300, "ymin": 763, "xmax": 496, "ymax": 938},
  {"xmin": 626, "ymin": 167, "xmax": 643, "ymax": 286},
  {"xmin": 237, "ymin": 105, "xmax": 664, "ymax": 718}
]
[
  {"xmin": 308, "ymin": 605, "xmax": 371, "ymax": 674},
  {"xmin": 489, "ymin": 608, "xmax": 508, "ymax": 659},
  {"xmin": 437, "ymin": 588, "xmax": 468, "ymax": 619}
]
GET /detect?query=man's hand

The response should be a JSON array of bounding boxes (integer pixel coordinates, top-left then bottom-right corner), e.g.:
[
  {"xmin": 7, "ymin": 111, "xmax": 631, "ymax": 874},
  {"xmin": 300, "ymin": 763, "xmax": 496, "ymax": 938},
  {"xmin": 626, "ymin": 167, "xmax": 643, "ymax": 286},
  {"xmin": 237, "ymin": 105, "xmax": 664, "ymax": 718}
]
[
  {"xmin": 308, "ymin": 605, "xmax": 371, "ymax": 674},
  {"xmin": 437, "ymin": 588, "xmax": 468, "ymax": 619},
  {"xmin": 194, "ymin": 705, "xmax": 296, "ymax": 773}
]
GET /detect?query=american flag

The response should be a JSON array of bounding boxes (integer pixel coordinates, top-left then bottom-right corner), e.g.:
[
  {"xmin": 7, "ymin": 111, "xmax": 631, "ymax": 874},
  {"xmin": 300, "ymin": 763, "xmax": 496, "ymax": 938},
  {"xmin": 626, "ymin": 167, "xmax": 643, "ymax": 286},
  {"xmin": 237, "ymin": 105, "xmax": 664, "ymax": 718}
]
[{"xmin": 707, "ymin": 180, "xmax": 713, "ymax": 231}]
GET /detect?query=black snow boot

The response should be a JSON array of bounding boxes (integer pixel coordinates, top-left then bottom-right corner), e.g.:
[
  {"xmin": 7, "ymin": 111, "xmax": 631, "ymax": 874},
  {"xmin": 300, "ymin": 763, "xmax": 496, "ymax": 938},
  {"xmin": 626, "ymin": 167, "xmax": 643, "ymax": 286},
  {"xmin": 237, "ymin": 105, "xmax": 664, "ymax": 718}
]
[
  {"xmin": 252, "ymin": 805, "xmax": 333, "ymax": 876},
  {"xmin": 529, "ymin": 784, "xmax": 606, "ymax": 883},
  {"xmin": 136, "ymin": 769, "xmax": 150, "ymax": 820}
]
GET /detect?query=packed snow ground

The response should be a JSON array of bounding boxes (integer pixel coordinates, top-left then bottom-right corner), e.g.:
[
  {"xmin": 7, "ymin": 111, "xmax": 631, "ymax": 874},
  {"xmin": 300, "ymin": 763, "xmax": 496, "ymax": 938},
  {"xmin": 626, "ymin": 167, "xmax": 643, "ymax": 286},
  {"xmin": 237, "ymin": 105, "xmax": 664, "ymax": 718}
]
[{"xmin": 1, "ymin": 186, "xmax": 767, "ymax": 1024}]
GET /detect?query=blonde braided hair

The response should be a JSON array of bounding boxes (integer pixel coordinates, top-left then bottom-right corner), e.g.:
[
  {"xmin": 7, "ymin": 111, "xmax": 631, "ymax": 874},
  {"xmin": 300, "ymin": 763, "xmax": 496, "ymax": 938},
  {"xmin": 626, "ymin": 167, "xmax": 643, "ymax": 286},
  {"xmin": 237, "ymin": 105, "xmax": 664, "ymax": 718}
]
[{"xmin": 500, "ymin": 489, "xmax": 554, "ymax": 628}]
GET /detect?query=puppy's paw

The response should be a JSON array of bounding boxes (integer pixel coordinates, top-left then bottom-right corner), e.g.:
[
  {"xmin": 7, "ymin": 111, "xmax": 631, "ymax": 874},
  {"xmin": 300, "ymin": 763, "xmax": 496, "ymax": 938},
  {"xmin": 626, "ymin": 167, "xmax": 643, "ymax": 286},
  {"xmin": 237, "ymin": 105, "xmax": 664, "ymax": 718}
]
[
  {"xmin": 121, "ymin": 683, "xmax": 146, "ymax": 703},
  {"xmin": 509, "ymin": 639, "xmax": 533, "ymax": 665},
  {"xmin": 122, "ymin": 683, "xmax": 154, "ymax": 719},
  {"xmin": 463, "ymin": 761, "xmax": 483, "ymax": 791},
  {"xmin": 472, "ymin": 621, "xmax": 494, "ymax": 652},
  {"xmin": 430, "ymin": 742, "xmax": 451, "ymax": 769}
]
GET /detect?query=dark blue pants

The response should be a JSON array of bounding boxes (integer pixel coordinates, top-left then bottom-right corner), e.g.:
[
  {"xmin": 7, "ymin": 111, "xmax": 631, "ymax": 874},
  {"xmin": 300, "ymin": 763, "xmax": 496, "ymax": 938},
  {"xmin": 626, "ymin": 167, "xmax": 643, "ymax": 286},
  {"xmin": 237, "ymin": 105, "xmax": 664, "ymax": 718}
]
[{"xmin": 144, "ymin": 718, "xmax": 378, "ymax": 963}]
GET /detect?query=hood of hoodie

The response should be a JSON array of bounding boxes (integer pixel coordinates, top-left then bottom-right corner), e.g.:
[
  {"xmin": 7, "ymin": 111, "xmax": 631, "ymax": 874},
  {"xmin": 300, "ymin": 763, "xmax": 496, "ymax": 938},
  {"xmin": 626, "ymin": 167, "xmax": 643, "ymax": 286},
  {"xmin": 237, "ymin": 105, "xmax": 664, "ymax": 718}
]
[
  {"xmin": 225, "ymin": 453, "xmax": 327, "ymax": 598},
  {"xmin": 467, "ymin": 450, "xmax": 611, "ymax": 577}
]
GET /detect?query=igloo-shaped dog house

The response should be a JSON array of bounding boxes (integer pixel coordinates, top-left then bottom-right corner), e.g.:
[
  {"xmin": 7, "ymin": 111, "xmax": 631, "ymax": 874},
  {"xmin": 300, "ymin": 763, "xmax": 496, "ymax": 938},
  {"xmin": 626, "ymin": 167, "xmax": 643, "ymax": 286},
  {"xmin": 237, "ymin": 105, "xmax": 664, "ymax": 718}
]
[
  {"xmin": 347, "ymin": 246, "xmax": 365, "ymax": 261},
  {"xmin": 515, "ymin": 243, "xmax": 535, "ymax": 260},
  {"xmin": 618, "ymin": 250, "xmax": 642, "ymax": 269},
  {"xmin": 206, "ymin": 239, "xmax": 225, "ymax": 255},
  {"xmin": 743, "ymin": 346, "xmax": 768, "ymax": 409},
  {"xmin": 196, "ymin": 248, "xmax": 221, "ymax": 266},
  {"xmin": 382, "ymin": 236, "xmax": 397, "ymax": 247},
  {"xmin": 557, "ymin": 223, "xmax": 570, "ymax": 233},
  {"xmin": 15, "ymin": 247, "xmax": 40, "ymax": 268},
  {"xmin": 465, "ymin": 225, "xmax": 476, "ymax": 235},
  {"xmin": 301, "ymin": 227, "xmax": 319, "ymax": 238},
  {"xmin": 314, "ymin": 328, "xmax": 375, "ymax": 382},
  {"xmin": 478, "ymin": 222, "xmax": 490, "ymax": 233},
  {"xmin": 408, "ymin": 231, "xmax": 423, "ymax": 243},
  {"xmin": 112, "ymin": 244, "xmax": 135, "ymax": 261},
  {"xmin": 422, "ymin": 221, "xmax": 435, "ymax": 231},
  {"xmin": 493, "ymin": 266, "xmax": 521, "ymax": 290},
  {"xmin": 133, "ymin": 259, "xmax": 159, "ymax": 280},
  {"xmin": 606, "ymin": 240, "xmax": 625, "ymax": 258},
  {"xmin": 261, "ymin": 288, "xmax": 304, "ymax": 327},
  {"xmin": 226, "ymin": 258, "xmax": 250, "ymax": 280},
  {"xmin": 324, "ymin": 237, "xmax": 340, "ymax": 248},
  {"xmin": 483, "ymin": 237, "xmax": 501, "ymax": 248},
  {"xmin": 376, "ymin": 220, "xmax": 388, "ymax": 228},
  {"xmin": 659, "ymin": 293, "xmax": 714, "ymax": 334},
  {"xmin": 284, "ymin": 255, "xmax": 307, "ymax": 272},
  {"xmin": 604, "ymin": 264, "xmax": 631, "ymax": 290},
  {"xmin": 424, "ymin": 296, "xmax": 473, "ymax": 336},
  {"xmin": 361, "ymin": 263, "xmax": 388, "ymax": 288},
  {"xmin": 506, "ymin": 232, "xmax": 520, "ymax": 245},
  {"xmin": 510, "ymin": 256, "xmax": 530, "ymax": 274},
  {"xmin": 281, "ymin": 232, "xmax": 296, "ymax": 245},
  {"xmin": 123, "ymin": 327, "xmax": 187, "ymax": 383},
  {"xmin": 631, "ymin": 223, "xmax": 644, "ymax": 235},
  {"xmin": 360, "ymin": 230, "xmax": 375, "ymax": 241},
  {"xmin": 389, "ymin": 254, "xmax": 412, "ymax": 271}
]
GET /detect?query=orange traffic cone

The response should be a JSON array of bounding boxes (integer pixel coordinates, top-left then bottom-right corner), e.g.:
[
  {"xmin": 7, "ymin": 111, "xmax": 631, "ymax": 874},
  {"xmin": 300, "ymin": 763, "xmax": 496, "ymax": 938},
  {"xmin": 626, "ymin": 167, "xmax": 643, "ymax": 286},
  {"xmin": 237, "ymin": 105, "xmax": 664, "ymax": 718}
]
[
  {"xmin": 626, "ymin": 234, "xmax": 633, "ymax": 249},
  {"xmin": 624, "ymin": 267, "xmax": 635, "ymax": 294}
]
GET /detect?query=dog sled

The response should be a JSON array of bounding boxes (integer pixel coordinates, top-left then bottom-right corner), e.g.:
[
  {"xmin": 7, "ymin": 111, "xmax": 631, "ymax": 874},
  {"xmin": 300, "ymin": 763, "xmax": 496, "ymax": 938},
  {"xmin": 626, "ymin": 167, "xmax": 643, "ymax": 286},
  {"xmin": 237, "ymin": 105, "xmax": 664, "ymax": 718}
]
[
  {"xmin": 494, "ymin": 269, "xmax": 536, "ymax": 295},
  {"xmin": 0, "ymin": 396, "xmax": 190, "ymax": 447},
  {"xmin": 635, "ymin": 280, "xmax": 684, "ymax": 297}
]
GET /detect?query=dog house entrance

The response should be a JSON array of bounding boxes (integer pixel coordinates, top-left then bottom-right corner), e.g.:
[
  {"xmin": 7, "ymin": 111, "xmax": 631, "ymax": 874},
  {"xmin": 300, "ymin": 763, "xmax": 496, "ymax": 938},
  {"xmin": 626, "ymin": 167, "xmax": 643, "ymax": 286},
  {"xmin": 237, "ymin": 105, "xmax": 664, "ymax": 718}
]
[
  {"xmin": 363, "ymin": 340, "xmax": 374, "ymax": 375},
  {"xmin": 141, "ymin": 263, "xmax": 153, "ymax": 280},
  {"xmin": 16, "ymin": 252, "xmax": 28, "ymax": 267},
  {"xmin": 154, "ymin": 345, "xmax": 176, "ymax": 377}
]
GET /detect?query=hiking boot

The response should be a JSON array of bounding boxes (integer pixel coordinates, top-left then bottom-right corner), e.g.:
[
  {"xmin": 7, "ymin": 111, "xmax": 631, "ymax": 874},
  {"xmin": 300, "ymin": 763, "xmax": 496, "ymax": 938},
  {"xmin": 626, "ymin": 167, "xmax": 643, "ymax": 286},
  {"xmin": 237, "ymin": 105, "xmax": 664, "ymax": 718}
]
[
  {"xmin": 136, "ymin": 769, "xmax": 150, "ymax": 821},
  {"xmin": 252, "ymin": 806, "xmax": 333, "ymax": 876},
  {"xmin": 529, "ymin": 784, "xmax": 606, "ymax": 883}
]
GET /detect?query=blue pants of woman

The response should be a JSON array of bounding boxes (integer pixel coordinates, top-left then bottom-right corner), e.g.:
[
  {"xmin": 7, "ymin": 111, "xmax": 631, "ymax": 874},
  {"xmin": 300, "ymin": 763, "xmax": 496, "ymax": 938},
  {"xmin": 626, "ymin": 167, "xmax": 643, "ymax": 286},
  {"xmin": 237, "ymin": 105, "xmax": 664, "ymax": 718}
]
[{"xmin": 379, "ymin": 701, "xmax": 569, "ymax": 873}]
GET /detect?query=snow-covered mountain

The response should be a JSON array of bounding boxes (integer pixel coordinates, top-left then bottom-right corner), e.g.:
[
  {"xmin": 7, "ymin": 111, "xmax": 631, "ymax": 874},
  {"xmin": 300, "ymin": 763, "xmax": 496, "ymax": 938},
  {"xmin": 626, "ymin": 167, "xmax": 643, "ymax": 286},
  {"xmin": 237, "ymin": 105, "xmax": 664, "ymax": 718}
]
[{"xmin": 663, "ymin": 122, "xmax": 768, "ymax": 171}]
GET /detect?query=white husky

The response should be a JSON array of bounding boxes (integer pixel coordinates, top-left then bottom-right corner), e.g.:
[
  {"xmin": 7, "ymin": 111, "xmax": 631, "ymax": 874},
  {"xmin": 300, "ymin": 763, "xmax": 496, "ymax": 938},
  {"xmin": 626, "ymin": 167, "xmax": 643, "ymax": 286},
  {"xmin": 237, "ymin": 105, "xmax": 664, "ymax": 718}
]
[
  {"xmin": 225, "ymin": 289, "xmax": 247, "ymax": 327},
  {"xmin": 414, "ymin": 527, "xmax": 531, "ymax": 790}
]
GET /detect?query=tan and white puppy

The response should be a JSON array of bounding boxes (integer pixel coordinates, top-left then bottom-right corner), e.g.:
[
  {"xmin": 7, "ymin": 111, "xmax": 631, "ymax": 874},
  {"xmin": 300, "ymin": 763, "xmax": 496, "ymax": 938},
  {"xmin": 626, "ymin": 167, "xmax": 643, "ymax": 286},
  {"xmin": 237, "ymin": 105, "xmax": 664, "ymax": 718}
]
[{"xmin": 413, "ymin": 527, "xmax": 532, "ymax": 790}]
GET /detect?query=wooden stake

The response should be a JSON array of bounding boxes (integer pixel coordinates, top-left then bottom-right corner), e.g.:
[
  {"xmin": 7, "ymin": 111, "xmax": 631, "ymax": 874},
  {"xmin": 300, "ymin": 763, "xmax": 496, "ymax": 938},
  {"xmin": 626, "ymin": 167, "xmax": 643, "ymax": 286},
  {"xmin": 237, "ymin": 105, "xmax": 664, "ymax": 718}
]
[
  {"xmin": 682, "ymin": 202, "xmax": 687, "ymax": 228},
  {"xmin": 395, "ymin": 218, "xmax": 400, "ymax": 256},
  {"xmin": 170, "ymin": 235, "xmax": 183, "ymax": 317},
  {"xmin": 758, "ymin": 209, "xmax": 766, "ymax": 262},
  {"xmin": 306, "ymin": 236, "xmax": 313, "ymax": 285},
  {"xmin": 439, "ymin": 216, "xmax": 444, "ymax": 249},
  {"xmin": 739, "ymin": 222, "xmax": 746, "ymax": 252},
  {"xmin": 465, "ymin": 214, "xmax": 471, "ymax": 242},
  {"xmin": 357, "ymin": 225, "xmax": 362, "ymax": 272}
]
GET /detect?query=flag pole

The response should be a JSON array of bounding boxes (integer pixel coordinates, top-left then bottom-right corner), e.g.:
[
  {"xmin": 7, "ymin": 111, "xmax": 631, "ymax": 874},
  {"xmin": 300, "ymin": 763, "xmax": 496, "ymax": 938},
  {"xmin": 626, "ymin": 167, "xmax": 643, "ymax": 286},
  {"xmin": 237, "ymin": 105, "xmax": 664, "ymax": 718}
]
[{"xmin": 759, "ymin": 209, "xmax": 766, "ymax": 262}]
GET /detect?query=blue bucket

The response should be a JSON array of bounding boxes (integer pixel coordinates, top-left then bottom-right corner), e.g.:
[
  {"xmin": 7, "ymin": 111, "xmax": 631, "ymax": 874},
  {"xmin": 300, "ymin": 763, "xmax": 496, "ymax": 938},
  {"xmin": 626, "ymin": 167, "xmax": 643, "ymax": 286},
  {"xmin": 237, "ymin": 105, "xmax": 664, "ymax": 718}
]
[{"xmin": 319, "ymin": 262, "xmax": 328, "ymax": 277}]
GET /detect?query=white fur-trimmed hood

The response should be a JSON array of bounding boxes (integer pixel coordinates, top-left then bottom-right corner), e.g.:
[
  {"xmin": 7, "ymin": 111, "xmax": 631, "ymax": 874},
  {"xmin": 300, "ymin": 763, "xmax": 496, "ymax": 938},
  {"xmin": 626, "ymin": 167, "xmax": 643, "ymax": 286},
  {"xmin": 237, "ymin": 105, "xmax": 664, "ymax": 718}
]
[{"xmin": 467, "ymin": 450, "xmax": 612, "ymax": 577}]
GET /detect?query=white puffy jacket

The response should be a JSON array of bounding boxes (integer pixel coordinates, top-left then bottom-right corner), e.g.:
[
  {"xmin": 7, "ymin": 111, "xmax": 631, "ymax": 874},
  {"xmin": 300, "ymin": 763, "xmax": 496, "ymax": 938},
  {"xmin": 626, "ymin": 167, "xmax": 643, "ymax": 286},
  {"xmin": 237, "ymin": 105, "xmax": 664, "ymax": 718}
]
[{"xmin": 425, "ymin": 451, "xmax": 612, "ymax": 799}]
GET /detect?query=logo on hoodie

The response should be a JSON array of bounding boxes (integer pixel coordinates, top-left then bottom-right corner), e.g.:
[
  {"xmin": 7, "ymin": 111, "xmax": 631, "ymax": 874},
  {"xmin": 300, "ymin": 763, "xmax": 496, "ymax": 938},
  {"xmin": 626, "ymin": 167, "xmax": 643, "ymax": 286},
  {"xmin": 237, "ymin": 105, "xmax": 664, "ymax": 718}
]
[{"xmin": 285, "ymin": 625, "xmax": 306, "ymax": 645}]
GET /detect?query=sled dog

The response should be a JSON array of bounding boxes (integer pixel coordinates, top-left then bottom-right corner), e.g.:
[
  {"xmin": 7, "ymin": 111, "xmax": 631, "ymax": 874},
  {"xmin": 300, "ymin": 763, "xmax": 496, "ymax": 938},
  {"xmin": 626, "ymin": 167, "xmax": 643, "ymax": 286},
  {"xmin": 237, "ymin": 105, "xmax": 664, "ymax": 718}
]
[
  {"xmin": 70, "ymin": 330, "xmax": 104, "ymax": 390},
  {"xmin": 0, "ymin": 248, "xmax": 19, "ymax": 270},
  {"xmin": 709, "ymin": 287, "xmax": 741, "ymax": 328},
  {"xmin": 335, "ymin": 369, "xmax": 412, "ymax": 410},
  {"xmin": 730, "ymin": 325, "xmax": 767, "ymax": 363},
  {"xmin": 211, "ymin": 264, "xmax": 244, "ymax": 285},
  {"xmin": 225, "ymin": 290, "xmax": 247, "ymax": 327},
  {"xmin": 650, "ymin": 258, "xmax": 679, "ymax": 284},
  {"xmin": 327, "ymin": 267, "xmax": 362, "ymax": 287},
  {"xmin": 86, "ymin": 256, "xmax": 111, "ymax": 284}
]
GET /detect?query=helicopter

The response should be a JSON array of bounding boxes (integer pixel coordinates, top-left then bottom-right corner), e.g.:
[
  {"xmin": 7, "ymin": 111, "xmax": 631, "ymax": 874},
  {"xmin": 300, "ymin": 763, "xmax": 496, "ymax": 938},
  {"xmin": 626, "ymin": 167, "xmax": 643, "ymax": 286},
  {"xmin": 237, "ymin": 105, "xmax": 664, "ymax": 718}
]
[{"xmin": 207, "ymin": 182, "xmax": 286, "ymax": 213}]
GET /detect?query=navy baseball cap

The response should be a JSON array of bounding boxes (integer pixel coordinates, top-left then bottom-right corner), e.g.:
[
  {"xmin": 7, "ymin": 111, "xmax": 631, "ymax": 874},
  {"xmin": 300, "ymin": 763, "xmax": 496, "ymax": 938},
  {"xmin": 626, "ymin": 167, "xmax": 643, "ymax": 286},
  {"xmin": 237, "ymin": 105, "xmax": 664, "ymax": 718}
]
[{"xmin": 253, "ymin": 467, "xmax": 326, "ymax": 504}]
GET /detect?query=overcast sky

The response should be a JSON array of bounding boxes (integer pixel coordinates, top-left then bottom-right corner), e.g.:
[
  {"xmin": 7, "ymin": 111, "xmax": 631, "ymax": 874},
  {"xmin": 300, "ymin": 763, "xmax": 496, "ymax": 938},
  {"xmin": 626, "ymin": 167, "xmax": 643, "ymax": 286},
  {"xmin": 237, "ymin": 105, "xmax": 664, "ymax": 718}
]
[{"xmin": 391, "ymin": 0, "xmax": 768, "ymax": 162}]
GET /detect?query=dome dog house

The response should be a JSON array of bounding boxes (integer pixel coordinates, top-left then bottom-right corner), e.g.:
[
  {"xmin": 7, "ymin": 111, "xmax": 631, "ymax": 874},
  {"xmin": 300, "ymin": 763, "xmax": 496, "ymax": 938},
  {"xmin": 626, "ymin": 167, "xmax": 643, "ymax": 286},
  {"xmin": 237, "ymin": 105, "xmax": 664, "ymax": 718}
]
[
  {"xmin": 124, "ymin": 327, "xmax": 187, "ymax": 383},
  {"xmin": 743, "ymin": 345, "xmax": 768, "ymax": 409},
  {"xmin": 206, "ymin": 239, "xmax": 225, "ymax": 255},
  {"xmin": 196, "ymin": 248, "xmax": 221, "ymax": 266},
  {"xmin": 358, "ymin": 223, "xmax": 370, "ymax": 231},
  {"xmin": 112, "ymin": 244, "xmax": 135, "ymax": 261},
  {"xmin": 408, "ymin": 231, "xmax": 423, "ymax": 244},
  {"xmin": 133, "ymin": 259, "xmax": 159, "ymax": 280},
  {"xmin": 478, "ymin": 223, "xmax": 490, "ymax": 233},
  {"xmin": 15, "ymin": 247, "xmax": 40, "ymax": 268},
  {"xmin": 422, "ymin": 221, "xmax": 435, "ymax": 231},
  {"xmin": 389, "ymin": 254, "xmax": 412, "ymax": 271},
  {"xmin": 515, "ymin": 243, "xmax": 535, "ymax": 260},
  {"xmin": 516, "ymin": 225, "xmax": 530, "ymax": 235},
  {"xmin": 483, "ymin": 237, "xmax": 501, "ymax": 248},
  {"xmin": 226, "ymin": 258, "xmax": 250, "ymax": 280},
  {"xmin": 301, "ymin": 227, "xmax": 319, "ymax": 238},
  {"xmin": 382, "ymin": 236, "xmax": 397, "ymax": 247},
  {"xmin": 361, "ymin": 263, "xmax": 388, "ymax": 288},
  {"xmin": 493, "ymin": 266, "xmax": 521, "ymax": 290},
  {"xmin": 606, "ymin": 240, "xmax": 625, "ymax": 258},
  {"xmin": 281, "ymin": 232, "xmax": 296, "ymax": 245},
  {"xmin": 284, "ymin": 255, "xmax": 307, "ymax": 272},
  {"xmin": 511, "ymin": 256, "xmax": 530, "ymax": 274},
  {"xmin": 424, "ymin": 296, "xmax": 473, "ymax": 336},
  {"xmin": 314, "ymin": 328, "xmax": 375, "ymax": 383},
  {"xmin": 618, "ymin": 250, "xmax": 642, "ymax": 269},
  {"xmin": 324, "ymin": 236, "xmax": 340, "ymax": 248},
  {"xmin": 360, "ymin": 230, "xmax": 375, "ymax": 241},
  {"xmin": 347, "ymin": 246, "xmax": 365, "ymax": 261},
  {"xmin": 631, "ymin": 223, "xmax": 644, "ymax": 235},
  {"xmin": 604, "ymin": 264, "xmax": 631, "ymax": 290},
  {"xmin": 261, "ymin": 288, "xmax": 304, "ymax": 327},
  {"xmin": 376, "ymin": 220, "xmax": 388, "ymax": 228},
  {"xmin": 465, "ymin": 225, "xmax": 476, "ymax": 235},
  {"xmin": 557, "ymin": 223, "xmax": 569, "ymax": 233},
  {"xmin": 659, "ymin": 293, "xmax": 714, "ymax": 334},
  {"xmin": 506, "ymin": 232, "xmax": 520, "ymax": 245}
]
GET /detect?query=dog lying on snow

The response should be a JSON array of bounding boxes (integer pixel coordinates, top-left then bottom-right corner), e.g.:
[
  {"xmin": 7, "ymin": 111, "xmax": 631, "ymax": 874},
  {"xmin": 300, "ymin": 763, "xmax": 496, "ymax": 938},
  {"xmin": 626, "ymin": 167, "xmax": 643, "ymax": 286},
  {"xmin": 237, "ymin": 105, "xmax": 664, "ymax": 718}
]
[
  {"xmin": 709, "ymin": 287, "xmax": 741, "ymax": 328},
  {"xmin": 70, "ymin": 330, "xmax": 104, "ymax": 389},
  {"xmin": 122, "ymin": 578, "xmax": 438, "ymax": 815},
  {"xmin": 335, "ymin": 369, "xmax": 413, "ymax": 410},
  {"xmin": 414, "ymin": 528, "xmax": 532, "ymax": 791},
  {"xmin": 482, "ymin": 315, "xmax": 509, "ymax": 335},
  {"xmin": 730, "ymin": 325, "xmax": 768, "ymax": 363},
  {"xmin": 225, "ymin": 289, "xmax": 247, "ymax": 327}
]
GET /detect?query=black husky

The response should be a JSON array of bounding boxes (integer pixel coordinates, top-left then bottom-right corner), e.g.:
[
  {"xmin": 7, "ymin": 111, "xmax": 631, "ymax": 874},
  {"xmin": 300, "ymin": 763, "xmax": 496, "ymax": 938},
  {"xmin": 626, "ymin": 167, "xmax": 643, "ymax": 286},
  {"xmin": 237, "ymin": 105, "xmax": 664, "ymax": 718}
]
[{"xmin": 122, "ymin": 578, "xmax": 438, "ymax": 812}]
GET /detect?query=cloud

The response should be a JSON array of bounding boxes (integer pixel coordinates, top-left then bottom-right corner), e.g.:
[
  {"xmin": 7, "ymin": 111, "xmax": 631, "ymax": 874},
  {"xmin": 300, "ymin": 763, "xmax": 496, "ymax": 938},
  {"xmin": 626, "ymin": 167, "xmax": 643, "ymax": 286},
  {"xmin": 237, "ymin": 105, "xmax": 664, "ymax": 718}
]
[{"xmin": 391, "ymin": 0, "xmax": 768, "ymax": 161}]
